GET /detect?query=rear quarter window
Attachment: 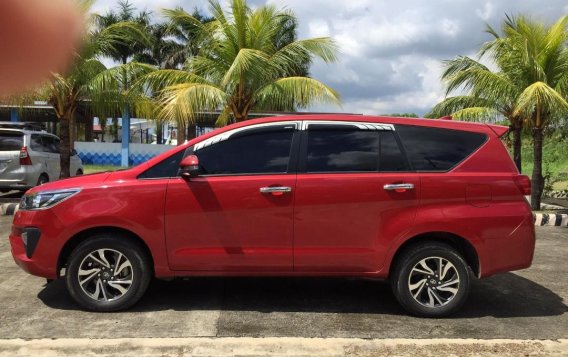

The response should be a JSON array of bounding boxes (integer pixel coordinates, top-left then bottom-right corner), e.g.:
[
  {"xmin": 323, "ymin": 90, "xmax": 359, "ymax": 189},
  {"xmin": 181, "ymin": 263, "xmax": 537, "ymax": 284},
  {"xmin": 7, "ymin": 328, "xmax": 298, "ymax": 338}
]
[
  {"xmin": 395, "ymin": 124, "xmax": 487, "ymax": 171},
  {"xmin": 0, "ymin": 132, "xmax": 23, "ymax": 151}
]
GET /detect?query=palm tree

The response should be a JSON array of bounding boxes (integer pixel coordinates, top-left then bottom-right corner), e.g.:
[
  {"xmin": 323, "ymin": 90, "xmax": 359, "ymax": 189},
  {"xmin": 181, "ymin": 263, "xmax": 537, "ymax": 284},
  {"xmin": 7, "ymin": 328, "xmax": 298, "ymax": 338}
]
[
  {"xmin": 132, "ymin": 21, "xmax": 191, "ymax": 144},
  {"xmin": 33, "ymin": 2, "xmax": 152, "ymax": 178},
  {"xmin": 159, "ymin": 9, "xmax": 213, "ymax": 70},
  {"xmin": 96, "ymin": 0, "xmax": 151, "ymax": 65},
  {"xmin": 99, "ymin": 117, "xmax": 108, "ymax": 142},
  {"xmin": 428, "ymin": 55, "xmax": 525, "ymax": 171},
  {"xmin": 493, "ymin": 15, "xmax": 568, "ymax": 209},
  {"xmin": 429, "ymin": 15, "xmax": 568, "ymax": 209},
  {"xmin": 140, "ymin": 0, "xmax": 340, "ymax": 135}
]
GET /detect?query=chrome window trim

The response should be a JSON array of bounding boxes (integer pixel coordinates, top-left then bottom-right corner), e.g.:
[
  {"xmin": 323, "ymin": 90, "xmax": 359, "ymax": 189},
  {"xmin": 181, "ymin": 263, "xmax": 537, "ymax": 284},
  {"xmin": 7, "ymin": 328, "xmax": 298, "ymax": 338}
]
[
  {"xmin": 301, "ymin": 120, "xmax": 395, "ymax": 131},
  {"xmin": 192, "ymin": 120, "xmax": 394, "ymax": 152},
  {"xmin": 193, "ymin": 121, "xmax": 301, "ymax": 151}
]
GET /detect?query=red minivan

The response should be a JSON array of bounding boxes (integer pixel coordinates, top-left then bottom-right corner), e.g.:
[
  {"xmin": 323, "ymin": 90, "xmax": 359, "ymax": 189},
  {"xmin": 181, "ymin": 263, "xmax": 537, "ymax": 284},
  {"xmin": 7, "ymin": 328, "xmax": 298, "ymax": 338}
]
[{"xmin": 9, "ymin": 115, "xmax": 535, "ymax": 317}]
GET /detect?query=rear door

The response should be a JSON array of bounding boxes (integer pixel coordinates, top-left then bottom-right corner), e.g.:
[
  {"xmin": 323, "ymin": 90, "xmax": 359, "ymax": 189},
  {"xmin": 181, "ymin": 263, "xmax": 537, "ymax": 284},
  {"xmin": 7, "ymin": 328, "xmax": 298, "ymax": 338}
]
[
  {"xmin": 29, "ymin": 134, "xmax": 52, "ymax": 180},
  {"xmin": 293, "ymin": 121, "xmax": 420, "ymax": 272},
  {"xmin": 42, "ymin": 136, "xmax": 61, "ymax": 179},
  {"xmin": 0, "ymin": 131, "xmax": 23, "ymax": 182}
]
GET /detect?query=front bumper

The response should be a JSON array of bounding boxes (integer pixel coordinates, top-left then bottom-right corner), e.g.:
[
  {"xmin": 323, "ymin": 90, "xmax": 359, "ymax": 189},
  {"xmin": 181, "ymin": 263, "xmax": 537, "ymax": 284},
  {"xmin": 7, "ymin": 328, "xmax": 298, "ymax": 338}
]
[{"xmin": 9, "ymin": 208, "xmax": 66, "ymax": 279}]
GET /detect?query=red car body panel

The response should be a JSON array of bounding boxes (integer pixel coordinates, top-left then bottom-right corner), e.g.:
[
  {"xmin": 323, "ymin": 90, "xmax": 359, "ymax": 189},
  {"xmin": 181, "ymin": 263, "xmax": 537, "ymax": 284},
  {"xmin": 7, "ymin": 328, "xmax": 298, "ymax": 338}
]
[
  {"xmin": 164, "ymin": 175, "xmax": 295, "ymax": 271},
  {"xmin": 9, "ymin": 115, "xmax": 535, "ymax": 281},
  {"xmin": 294, "ymin": 173, "xmax": 420, "ymax": 273}
]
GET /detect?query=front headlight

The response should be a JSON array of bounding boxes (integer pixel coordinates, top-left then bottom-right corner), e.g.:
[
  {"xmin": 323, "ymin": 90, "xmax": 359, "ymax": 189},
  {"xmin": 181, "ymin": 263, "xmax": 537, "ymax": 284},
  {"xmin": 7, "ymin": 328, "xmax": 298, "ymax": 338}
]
[{"xmin": 20, "ymin": 189, "xmax": 81, "ymax": 210}]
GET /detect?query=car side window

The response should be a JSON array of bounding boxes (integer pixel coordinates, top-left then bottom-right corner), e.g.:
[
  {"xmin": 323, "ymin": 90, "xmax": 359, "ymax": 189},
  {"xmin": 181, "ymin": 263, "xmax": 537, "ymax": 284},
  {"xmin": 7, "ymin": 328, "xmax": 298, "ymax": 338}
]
[
  {"xmin": 30, "ymin": 134, "xmax": 44, "ymax": 152},
  {"xmin": 139, "ymin": 149, "xmax": 186, "ymax": 179},
  {"xmin": 379, "ymin": 131, "xmax": 408, "ymax": 172},
  {"xmin": 40, "ymin": 136, "xmax": 56, "ymax": 153},
  {"xmin": 195, "ymin": 125, "xmax": 295, "ymax": 175},
  {"xmin": 395, "ymin": 124, "xmax": 487, "ymax": 171},
  {"xmin": 51, "ymin": 138, "xmax": 60, "ymax": 154},
  {"xmin": 306, "ymin": 125, "xmax": 379, "ymax": 172}
]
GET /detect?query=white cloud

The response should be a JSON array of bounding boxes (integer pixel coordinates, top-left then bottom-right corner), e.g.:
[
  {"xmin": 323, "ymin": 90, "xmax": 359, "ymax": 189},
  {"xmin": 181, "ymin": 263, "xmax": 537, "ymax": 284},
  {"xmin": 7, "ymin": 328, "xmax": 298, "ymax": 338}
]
[
  {"xmin": 476, "ymin": 2, "xmax": 495, "ymax": 21},
  {"xmin": 93, "ymin": 0, "xmax": 568, "ymax": 116}
]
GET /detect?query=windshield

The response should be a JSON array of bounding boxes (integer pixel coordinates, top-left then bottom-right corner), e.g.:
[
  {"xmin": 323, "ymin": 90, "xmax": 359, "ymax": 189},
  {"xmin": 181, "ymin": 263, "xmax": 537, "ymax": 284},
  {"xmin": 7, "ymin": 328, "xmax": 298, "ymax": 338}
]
[{"xmin": 0, "ymin": 132, "xmax": 23, "ymax": 151}]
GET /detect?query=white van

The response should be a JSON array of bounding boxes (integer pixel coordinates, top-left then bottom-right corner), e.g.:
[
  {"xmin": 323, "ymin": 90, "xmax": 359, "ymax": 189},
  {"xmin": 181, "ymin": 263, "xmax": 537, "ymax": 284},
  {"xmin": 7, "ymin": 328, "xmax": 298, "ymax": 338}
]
[{"xmin": 0, "ymin": 128, "xmax": 83, "ymax": 192}]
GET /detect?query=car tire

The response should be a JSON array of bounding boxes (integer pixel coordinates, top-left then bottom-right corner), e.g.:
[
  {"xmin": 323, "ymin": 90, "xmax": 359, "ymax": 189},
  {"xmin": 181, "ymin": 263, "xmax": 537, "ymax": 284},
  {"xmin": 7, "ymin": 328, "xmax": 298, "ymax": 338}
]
[
  {"xmin": 391, "ymin": 242, "xmax": 471, "ymax": 317},
  {"xmin": 36, "ymin": 174, "xmax": 49, "ymax": 186},
  {"xmin": 75, "ymin": 169, "xmax": 83, "ymax": 176},
  {"xmin": 65, "ymin": 234, "xmax": 152, "ymax": 312}
]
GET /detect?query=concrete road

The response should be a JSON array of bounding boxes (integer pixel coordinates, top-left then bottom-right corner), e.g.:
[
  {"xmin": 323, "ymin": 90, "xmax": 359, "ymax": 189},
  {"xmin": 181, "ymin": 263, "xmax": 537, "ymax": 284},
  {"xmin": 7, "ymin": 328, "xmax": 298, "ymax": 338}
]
[{"xmin": 0, "ymin": 215, "xmax": 566, "ymax": 340}]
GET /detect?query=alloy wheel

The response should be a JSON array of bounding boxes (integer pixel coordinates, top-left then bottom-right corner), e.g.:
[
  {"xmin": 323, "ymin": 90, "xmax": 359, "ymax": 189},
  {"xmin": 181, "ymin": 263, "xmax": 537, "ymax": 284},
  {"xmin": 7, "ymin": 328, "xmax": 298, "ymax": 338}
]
[
  {"xmin": 407, "ymin": 256, "xmax": 460, "ymax": 308},
  {"xmin": 77, "ymin": 249, "xmax": 134, "ymax": 302}
]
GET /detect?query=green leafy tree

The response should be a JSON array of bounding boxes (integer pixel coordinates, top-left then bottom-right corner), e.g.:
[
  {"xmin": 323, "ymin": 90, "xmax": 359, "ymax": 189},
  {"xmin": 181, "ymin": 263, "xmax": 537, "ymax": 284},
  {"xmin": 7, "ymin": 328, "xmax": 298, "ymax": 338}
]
[
  {"xmin": 383, "ymin": 113, "xmax": 419, "ymax": 118},
  {"xmin": 429, "ymin": 15, "xmax": 568, "ymax": 209},
  {"xmin": 497, "ymin": 15, "xmax": 568, "ymax": 209},
  {"xmin": 428, "ymin": 55, "xmax": 525, "ymax": 171},
  {"xmin": 95, "ymin": 0, "xmax": 151, "ymax": 65},
  {"xmin": 141, "ymin": 0, "xmax": 340, "ymax": 132},
  {"xmin": 31, "ymin": 1, "xmax": 151, "ymax": 177},
  {"xmin": 132, "ymin": 23, "xmax": 181, "ymax": 144}
]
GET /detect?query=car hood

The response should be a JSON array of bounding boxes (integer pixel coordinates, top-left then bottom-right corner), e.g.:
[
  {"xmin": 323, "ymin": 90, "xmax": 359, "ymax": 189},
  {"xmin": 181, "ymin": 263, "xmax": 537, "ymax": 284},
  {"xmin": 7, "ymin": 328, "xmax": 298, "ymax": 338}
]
[{"xmin": 26, "ymin": 172, "xmax": 112, "ymax": 194}]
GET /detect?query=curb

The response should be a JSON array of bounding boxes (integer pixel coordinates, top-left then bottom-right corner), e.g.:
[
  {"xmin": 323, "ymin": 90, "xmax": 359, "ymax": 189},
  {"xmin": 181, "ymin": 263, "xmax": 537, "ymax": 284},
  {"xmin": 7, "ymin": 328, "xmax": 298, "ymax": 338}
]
[
  {"xmin": 0, "ymin": 338, "xmax": 567, "ymax": 357},
  {"xmin": 0, "ymin": 203, "xmax": 18, "ymax": 216},
  {"xmin": 533, "ymin": 213, "xmax": 568, "ymax": 227}
]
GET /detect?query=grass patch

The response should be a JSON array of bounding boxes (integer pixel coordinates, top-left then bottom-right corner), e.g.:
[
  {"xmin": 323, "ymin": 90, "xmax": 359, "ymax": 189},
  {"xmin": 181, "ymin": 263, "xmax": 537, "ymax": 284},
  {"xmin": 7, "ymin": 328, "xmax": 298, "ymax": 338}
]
[
  {"xmin": 520, "ymin": 135, "xmax": 568, "ymax": 191},
  {"xmin": 83, "ymin": 164, "xmax": 124, "ymax": 175}
]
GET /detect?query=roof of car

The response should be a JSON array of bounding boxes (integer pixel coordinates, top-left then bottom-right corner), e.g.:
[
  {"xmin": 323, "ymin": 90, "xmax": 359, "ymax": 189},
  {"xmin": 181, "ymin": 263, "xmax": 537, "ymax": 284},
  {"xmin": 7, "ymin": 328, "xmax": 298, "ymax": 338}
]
[
  {"xmin": 0, "ymin": 128, "xmax": 58, "ymax": 136},
  {"xmin": 188, "ymin": 114, "xmax": 507, "ymax": 143}
]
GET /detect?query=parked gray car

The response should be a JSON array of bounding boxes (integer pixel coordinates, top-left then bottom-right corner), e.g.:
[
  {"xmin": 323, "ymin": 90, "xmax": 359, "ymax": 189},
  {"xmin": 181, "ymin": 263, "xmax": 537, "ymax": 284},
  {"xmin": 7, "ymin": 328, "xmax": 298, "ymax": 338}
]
[{"xmin": 0, "ymin": 128, "xmax": 83, "ymax": 192}]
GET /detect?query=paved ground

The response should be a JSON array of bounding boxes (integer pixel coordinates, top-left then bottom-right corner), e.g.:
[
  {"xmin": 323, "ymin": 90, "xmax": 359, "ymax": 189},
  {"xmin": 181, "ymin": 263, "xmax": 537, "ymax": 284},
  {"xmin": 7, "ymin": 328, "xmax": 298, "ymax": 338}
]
[{"xmin": 0, "ymin": 215, "xmax": 566, "ymax": 342}]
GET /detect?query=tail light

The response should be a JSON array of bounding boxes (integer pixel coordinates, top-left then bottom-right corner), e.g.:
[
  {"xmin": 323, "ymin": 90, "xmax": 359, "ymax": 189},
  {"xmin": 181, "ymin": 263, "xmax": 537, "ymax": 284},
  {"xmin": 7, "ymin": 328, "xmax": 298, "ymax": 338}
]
[
  {"xmin": 513, "ymin": 175, "xmax": 531, "ymax": 196},
  {"xmin": 19, "ymin": 147, "xmax": 32, "ymax": 165}
]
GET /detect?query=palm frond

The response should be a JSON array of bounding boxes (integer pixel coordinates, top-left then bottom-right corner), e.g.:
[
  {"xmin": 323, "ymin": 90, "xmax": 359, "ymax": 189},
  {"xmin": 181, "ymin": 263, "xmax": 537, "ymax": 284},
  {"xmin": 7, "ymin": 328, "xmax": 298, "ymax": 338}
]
[
  {"xmin": 450, "ymin": 107, "xmax": 502, "ymax": 122},
  {"xmin": 254, "ymin": 77, "xmax": 340, "ymax": 110},
  {"xmin": 159, "ymin": 83, "xmax": 228, "ymax": 122},
  {"xmin": 222, "ymin": 48, "xmax": 271, "ymax": 86},
  {"xmin": 427, "ymin": 96, "xmax": 499, "ymax": 118},
  {"xmin": 514, "ymin": 81, "xmax": 568, "ymax": 125}
]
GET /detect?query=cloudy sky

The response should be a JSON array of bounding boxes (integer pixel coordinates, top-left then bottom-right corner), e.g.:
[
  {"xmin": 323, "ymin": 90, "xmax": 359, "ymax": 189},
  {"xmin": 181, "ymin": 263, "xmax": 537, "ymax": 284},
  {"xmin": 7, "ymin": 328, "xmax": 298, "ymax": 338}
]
[{"xmin": 93, "ymin": 0, "xmax": 568, "ymax": 116}]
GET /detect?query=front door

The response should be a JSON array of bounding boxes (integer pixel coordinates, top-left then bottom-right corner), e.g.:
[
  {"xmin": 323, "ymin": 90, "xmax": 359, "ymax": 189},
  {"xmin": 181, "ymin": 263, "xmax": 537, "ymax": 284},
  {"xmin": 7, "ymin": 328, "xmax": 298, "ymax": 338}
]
[
  {"xmin": 293, "ymin": 122, "xmax": 420, "ymax": 272},
  {"xmin": 165, "ymin": 122, "xmax": 299, "ymax": 272}
]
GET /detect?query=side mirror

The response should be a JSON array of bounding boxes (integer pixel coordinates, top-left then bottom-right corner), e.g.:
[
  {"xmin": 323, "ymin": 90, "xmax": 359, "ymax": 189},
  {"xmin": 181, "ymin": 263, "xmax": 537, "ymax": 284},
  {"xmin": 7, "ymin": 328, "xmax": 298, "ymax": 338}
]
[
  {"xmin": 179, "ymin": 155, "xmax": 199, "ymax": 180},
  {"xmin": 71, "ymin": 149, "xmax": 78, "ymax": 156}
]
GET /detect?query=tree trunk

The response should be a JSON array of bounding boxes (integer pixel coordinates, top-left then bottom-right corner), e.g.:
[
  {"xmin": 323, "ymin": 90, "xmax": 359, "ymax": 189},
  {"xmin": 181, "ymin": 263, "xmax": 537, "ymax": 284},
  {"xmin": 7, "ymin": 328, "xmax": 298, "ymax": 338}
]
[
  {"xmin": 512, "ymin": 125, "xmax": 522, "ymax": 172},
  {"xmin": 69, "ymin": 112, "xmax": 76, "ymax": 150},
  {"xmin": 156, "ymin": 120, "xmax": 163, "ymax": 144},
  {"xmin": 188, "ymin": 123, "xmax": 196, "ymax": 140},
  {"xmin": 177, "ymin": 120, "xmax": 186, "ymax": 146},
  {"xmin": 531, "ymin": 127, "xmax": 544, "ymax": 211},
  {"xmin": 59, "ymin": 114, "xmax": 72, "ymax": 179},
  {"xmin": 85, "ymin": 115, "xmax": 94, "ymax": 142},
  {"xmin": 112, "ymin": 118, "xmax": 119, "ymax": 142}
]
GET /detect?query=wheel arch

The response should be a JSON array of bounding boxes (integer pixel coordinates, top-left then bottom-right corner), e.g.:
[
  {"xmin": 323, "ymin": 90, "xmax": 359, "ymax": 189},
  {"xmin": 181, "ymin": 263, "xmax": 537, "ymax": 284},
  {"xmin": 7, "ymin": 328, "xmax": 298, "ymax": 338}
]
[
  {"xmin": 38, "ymin": 172, "xmax": 49, "ymax": 181},
  {"xmin": 57, "ymin": 226, "xmax": 154, "ymax": 278},
  {"xmin": 388, "ymin": 231, "xmax": 480, "ymax": 278}
]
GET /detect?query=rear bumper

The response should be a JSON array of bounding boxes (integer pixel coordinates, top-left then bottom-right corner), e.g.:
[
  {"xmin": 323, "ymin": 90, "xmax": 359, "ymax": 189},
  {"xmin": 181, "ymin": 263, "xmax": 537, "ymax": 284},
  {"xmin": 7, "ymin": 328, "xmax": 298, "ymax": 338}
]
[
  {"xmin": 0, "ymin": 169, "xmax": 37, "ymax": 190},
  {"xmin": 483, "ymin": 214, "xmax": 536, "ymax": 277},
  {"xmin": 0, "ymin": 182, "xmax": 32, "ymax": 191},
  {"xmin": 9, "ymin": 209, "xmax": 67, "ymax": 279}
]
